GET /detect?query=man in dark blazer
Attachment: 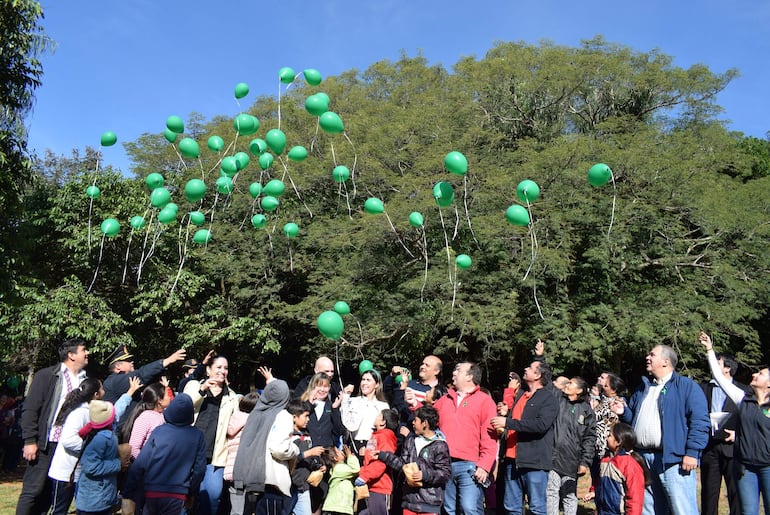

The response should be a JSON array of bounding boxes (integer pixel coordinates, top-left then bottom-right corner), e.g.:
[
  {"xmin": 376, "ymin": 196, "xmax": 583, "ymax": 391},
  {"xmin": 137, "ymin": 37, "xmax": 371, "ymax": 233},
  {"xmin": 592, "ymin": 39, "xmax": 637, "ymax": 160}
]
[{"xmin": 700, "ymin": 353, "xmax": 751, "ymax": 515}]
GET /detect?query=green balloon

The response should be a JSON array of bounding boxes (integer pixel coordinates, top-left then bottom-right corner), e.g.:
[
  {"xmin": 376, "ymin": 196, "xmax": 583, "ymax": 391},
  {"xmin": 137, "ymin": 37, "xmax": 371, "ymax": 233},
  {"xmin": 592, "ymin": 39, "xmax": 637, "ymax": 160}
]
[
  {"xmin": 207, "ymin": 135, "xmax": 224, "ymax": 152},
  {"xmin": 358, "ymin": 359, "xmax": 374, "ymax": 375},
  {"xmin": 261, "ymin": 195, "xmax": 280, "ymax": 212},
  {"xmin": 456, "ymin": 254, "xmax": 472, "ymax": 270},
  {"xmin": 279, "ymin": 66, "xmax": 296, "ymax": 84},
  {"xmin": 193, "ymin": 229, "xmax": 212, "ymax": 244},
  {"xmin": 158, "ymin": 207, "xmax": 177, "ymax": 224},
  {"xmin": 216, "ymin": 176, "xmax": 234, "ymax": 194},
  {"xmin": 221, "ymin": 156, "xmax": 238, "ymax": 176},
  {"xmin": 305, "ymin": 94, "xmax": 329, "ymax": 117},
  {"xmin": 319, "ymin": 111, "xmax": 344, "ymax": 134},
  {"xmin": 265, "ymin": 129, "xmax": 287, "ymax": 154},
  {"xmin": 165, "ymin": 202, "xmax": 179, "ymax": 213},
  {"xmin": 333, "ymin": 301, "xmax": 350, "ymax": 315},
  {"xmin": 433, "ymin": 181, "xmax": 455, "ymax": 207},
  {"xmin": 100, "ymin": 131, "xmax": 117, "ymax": 147},
  {"xmin": 234, "ymin": 151, "xmax": 250, "ymax": 170},
  {"xmin": 249, "ymin": 138, "xmax": 267, "ymax": 155},
  {"xmin": 332, "ymin": 165, "xmax": 350, "ymax": 183},
  {"xmin": 317, "ymin": 310, "xmax": 344, "ymax": 340},
  {"xmin": 150, "ymin": 187, "xmax": 171, "ymax": 208},
  {"xmin": 263, "ymin": 179, "xmax": 285, "ymax": 197},
  {"xmin": 163, "ymin": 128, "xmax": 178, "ymax": 143},
  {"xmin": 288, "ymin": 146, "xmax": 308, "ymax": 162},
  {"xmin": 166, "ymin": 115, "xmax": 184, "ymax": 134},
  {"xmin": 129, "ymin": 215, "xmax": 146, "ymax": 230},
  {"xmin": 248, "ymin": 182, "xmax": 262, "ymax": 198},
  {"xmin": 145, "ymin": 172, "xmax": 164, "ymax": 190},
  {"xmin": 588, "ymin": 163, "xmax": 612, "ymax": 187},
  {"xmin": 100, "ymin": 218, "xmax": 120, "ymax": 237},
  {"xmin": 178, "ymin": 137, "xmax": 200, "ymax": 159},
  {"xmin": 316, "ymin": 92, "xmax": 330, "ymax": 105},
  {"xmin": 303, "ymin": 68, "xmax": 322, "ymax": 86},
  {"xmin": 516, "ymin": 179, "xmax": 540, "ymax": 203},
  {"xmin": 234, "ymin": 113, "xmax": 259, "ymax": 135},
  {"xmin": 444, "ymin": 151, "xmax": 468, "ymax": 175},
  {"xmin": 505, "ymin": 204, "xmax": 530, "ymax": 226},
  {"xmin": 85, "ymin": 185, "xmax": 100, "ymax": 199},
  {"xmin": 283, "ymin": 222, "xmax": 299, "ymax": 238},
  {"xmin": 184, "ymin": 179, "xmax": 206, "ymax": 202},
  {"xmin": 251, "ymin": 214, "xmax": 267, "ymax": 228},
  {"xmin": 408, "ymin": 211, "xmax": 424, "ymax": 227},
  {"xmin": 364, "ymin": 197, "xmax": 385, "ymax": 214},
  {"xmin": 189, "ymin": 211, "xmax": 206, "ymax": 226},
  {"xmin": 234, "ymin": 82, "xmax": 249, "ymax": 99},
  {"xmin": 258, "ymin": 153, "xmax": 274, "ymax": 170}
]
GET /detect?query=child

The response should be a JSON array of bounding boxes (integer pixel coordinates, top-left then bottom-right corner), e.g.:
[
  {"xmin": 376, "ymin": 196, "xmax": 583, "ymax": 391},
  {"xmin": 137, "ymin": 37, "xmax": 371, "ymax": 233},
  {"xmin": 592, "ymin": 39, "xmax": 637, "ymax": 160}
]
[
  {"xmin": 288, "ymin": 399, "xmax": 325, "ymax": 515},
  {"xmin": 122, "ymin": 393, "xmax": 207, "ymax": 515},
  {"xmin": 74, "ymin": 400, "xmax": 126, "ymax": 515},
  {"xmin": 375, "ymin": 405, "xmax": 451, "ymax": 515},
  {"xmin": 224, "ymin": 391, "xmax": 260, "ymax": 515},
  {"xmin": 593, "ymin": 422, "xmax": 649, "ymax": 515},
  {"xmin": 321, "ymin": 445, "xmax": 360, "ymax": 515},
  {"xmin": 355, "ymin": 408, "xmax": 398, "ymax": 515}
]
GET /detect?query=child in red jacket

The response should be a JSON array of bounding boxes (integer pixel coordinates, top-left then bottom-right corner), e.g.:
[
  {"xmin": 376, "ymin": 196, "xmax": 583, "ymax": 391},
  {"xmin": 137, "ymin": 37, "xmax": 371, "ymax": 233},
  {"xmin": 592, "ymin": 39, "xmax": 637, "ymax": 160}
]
[{"xmin": 355, "ymin": 408, "xmax": 398, "ymax": 515}]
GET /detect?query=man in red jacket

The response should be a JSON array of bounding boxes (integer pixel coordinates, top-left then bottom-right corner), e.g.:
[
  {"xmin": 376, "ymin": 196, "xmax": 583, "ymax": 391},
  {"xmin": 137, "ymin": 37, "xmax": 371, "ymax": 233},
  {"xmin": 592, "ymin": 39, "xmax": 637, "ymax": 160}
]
[{"xmin": 433, "ymin": 362, "xmax": 497, "ymax": 515}]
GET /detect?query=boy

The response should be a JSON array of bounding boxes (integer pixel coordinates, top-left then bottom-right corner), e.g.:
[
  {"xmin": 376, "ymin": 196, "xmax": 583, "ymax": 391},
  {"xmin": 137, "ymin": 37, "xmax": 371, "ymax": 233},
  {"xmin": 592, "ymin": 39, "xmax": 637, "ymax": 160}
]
[
  {"xmin": 287, "ymin": 399, "xmax": 325, "ymax": 515},
  {"xmin": 375, "ymin": 405, "xmax": 451, "ymax": 515}
]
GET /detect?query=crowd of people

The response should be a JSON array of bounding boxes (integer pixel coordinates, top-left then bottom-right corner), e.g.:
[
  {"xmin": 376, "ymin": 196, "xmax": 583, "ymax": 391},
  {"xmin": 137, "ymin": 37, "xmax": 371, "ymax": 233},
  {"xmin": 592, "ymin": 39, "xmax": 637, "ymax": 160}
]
[{"xmin": 8, "ymin": 333, "xmax": 770, "ymax": 515}]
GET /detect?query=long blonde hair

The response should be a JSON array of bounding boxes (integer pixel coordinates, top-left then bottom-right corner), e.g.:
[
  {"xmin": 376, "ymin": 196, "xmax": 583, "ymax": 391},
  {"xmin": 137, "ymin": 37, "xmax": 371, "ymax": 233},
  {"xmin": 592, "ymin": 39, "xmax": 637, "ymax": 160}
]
[{"xmin": 300, "ymin": 373, "xmax": 331, "ymax": 402}]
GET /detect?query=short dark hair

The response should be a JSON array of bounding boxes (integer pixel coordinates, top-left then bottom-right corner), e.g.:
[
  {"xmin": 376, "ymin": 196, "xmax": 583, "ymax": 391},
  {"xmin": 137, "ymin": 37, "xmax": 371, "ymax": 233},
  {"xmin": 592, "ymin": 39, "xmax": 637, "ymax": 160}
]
[
  {"xmin": 537, "ymin": 361, "xmax": 553, "ymax": 387},
  {"xmin": 380, "ymin": 409, "xmax": 399, "ymax": 432},
  {"xmin": 414, "ymin": 405, "xmax": 440, "ymax": 430},
  {"xmin": 59, "ymin": 338, "xmax": 85, "ymax": 363},
  {"xmin": 239, "ymin": 391, "xmax": 260, "ymax": 413},
  {"xmin": 717, "ymin": 353, "xmax": 739, "ymax": 377},
  {"xmin": 465, "ymin": 362, "xmax": 482, "ymax": 385},
  {"xmin": 286, "ymin": 399, "xmax": 313, "ymax": 417}
]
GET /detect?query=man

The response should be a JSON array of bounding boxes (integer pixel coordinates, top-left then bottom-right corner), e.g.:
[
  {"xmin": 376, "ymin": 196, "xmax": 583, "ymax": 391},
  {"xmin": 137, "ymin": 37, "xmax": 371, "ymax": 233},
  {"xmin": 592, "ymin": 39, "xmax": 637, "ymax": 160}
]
[
  {"xmin": 491, "ymin": 359, "xmax": 559, "ymax": 515},
  {"xmin": 17, "ymin": 338, "xmax": 89, "ymax": 515},
  {"xmin": 102, "ymin": 344, "xmax": 186, "ymax": 420},
  {"xmin": 433, "ymin": 361, "xmax": 497, "ymax": 515},
  {"xmin": 293, "ymin": 356, "xmax": 341, "ymax": 399},
  {"xmin": 389, "ymin": 355, "xmax": 442, "ymax": 422},
  {"xmin": 615, "ymin": 345, "xmax": 710, "ymax": 515},
  {"xmin": 700, "ymin": 352, "xmax": 750, "ymax": 515}
]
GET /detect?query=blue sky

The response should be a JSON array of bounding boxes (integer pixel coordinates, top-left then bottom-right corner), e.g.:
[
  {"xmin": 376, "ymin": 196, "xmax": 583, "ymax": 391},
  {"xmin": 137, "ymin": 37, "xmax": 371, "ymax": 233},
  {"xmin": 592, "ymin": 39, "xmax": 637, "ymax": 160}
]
[{"xmin": 27, "ymin": 0, "xmax": 770, "ymax": 173}]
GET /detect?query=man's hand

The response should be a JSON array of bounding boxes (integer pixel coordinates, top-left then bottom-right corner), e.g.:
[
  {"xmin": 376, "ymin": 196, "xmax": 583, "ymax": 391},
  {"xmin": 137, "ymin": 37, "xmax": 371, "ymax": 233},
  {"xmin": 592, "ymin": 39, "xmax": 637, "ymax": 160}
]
[
  {"xmin": 497, "ymin": 402, "xmax": 509, "ymax": 416},
  {"xmin": 609, "ymin": 398, "xmax": 626, "ymax": 415},
  {"xmin": 534, "ymin": 338, "xmax": 545, "ymax": 356},
  {"xmin": 724, "ymin": 429, "xmax": 736, "ymax": 443},
  {"xmin": 163, "ymin": 349, "xmax": 186, "ymax": 368},
  {"xmin": 473, "ymin": 466, "xmax": 489, "ymax": 485},
  {"xmin": 23, "ymin": 442, "xmax": 38, "ymax": 462},
  {"xmin": 304, "ymin": 446, "xmax": 324, "ymax": 458},
  {"xmin": 681, "ymin": 455, "xmax": 698, "ymax": 472},
  {"xmin": 202, "ymin": 349, "xmax": 216, "ymax": 366},
  {"xmin": 490, "ymin": 416, "xmax": 507, "ymax": 431}
]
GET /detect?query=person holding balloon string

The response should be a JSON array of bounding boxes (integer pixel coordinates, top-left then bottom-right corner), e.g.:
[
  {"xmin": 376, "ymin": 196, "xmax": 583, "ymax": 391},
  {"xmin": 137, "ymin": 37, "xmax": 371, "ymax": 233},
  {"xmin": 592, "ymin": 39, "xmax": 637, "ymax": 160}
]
[{"xmin": 341, "ymin": 363, "xmax": 391, "ymax": 460}]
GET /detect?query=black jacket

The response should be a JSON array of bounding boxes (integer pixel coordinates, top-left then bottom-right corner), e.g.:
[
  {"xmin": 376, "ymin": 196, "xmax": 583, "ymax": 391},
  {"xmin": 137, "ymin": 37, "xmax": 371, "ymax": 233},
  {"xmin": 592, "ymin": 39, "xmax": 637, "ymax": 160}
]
[
  {"xmin": 20, "ymin": 364, "xmax": 68, "ymax": 451},
  {"xmin": 551, "ymin": 395, "xmax": 596, "ymax": 477},
  {"xmin": 504, "ymin": 386, "xmax": 559, "ymax": 470},
  {"xmin": 379, "ymin": 432, "xmax": 451, "ymax": 512},
  {"xmin": 701, "ymin": 379, "xmax": 750, "ymax": 456},
  {"xmin": 306, "ymin": 400, "xmax": 344, "ymax": 448}
]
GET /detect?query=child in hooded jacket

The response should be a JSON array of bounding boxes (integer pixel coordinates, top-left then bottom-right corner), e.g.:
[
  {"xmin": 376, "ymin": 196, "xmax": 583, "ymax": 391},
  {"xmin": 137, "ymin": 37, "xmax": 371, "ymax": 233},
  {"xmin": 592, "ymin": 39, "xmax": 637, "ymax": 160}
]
[
  {"xmin": 355, "ymin": 408, "xmax": 398, "ymax": 515},
  {"xmin": 321, "ymin": 445, "xmax": 360, "ymax": 515}
]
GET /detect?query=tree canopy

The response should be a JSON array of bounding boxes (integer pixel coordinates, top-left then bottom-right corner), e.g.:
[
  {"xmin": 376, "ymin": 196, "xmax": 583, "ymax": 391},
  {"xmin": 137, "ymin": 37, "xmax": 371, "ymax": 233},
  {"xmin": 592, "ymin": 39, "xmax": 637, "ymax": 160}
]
[{"xmin": 3, "ymin": 36, "xmax": 769, "ymax": 391}]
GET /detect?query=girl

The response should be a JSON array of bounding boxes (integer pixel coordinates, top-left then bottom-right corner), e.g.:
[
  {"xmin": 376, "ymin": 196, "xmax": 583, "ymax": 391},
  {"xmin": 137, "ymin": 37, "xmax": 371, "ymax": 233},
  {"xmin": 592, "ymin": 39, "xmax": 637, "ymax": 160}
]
[
  {"xmin": 355, "ymin": 409, "xmax": 398, "ymax": 515},
  {"xmin": 592, "ymin": 422, "xmax": 649, "ymax": 515},
  {"xmin": 121, "ymin": 382, "xmax": 170, "ymax": 459},
  {"xmin": 321, "ymin": 445, "xmax": 360, "ymax": 515}
]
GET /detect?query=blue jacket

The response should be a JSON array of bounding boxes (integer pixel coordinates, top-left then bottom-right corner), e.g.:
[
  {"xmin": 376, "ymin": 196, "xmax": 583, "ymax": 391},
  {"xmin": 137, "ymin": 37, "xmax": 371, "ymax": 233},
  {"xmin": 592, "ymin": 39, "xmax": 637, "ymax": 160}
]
[
  {"xmin": 621, "ymin": 372, "xmax": 709, "ymax": 466},
  {"xmin": 75, "ymin": 429, "xmax": 122, "ymax": 512}
]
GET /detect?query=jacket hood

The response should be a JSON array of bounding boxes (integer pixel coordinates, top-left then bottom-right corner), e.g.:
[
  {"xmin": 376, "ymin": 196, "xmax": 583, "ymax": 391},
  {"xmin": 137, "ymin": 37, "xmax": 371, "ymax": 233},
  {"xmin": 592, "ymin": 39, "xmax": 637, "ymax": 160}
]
[{"xmin": 164, "ymin": 392, "xmax": 194, "ymax": 426}]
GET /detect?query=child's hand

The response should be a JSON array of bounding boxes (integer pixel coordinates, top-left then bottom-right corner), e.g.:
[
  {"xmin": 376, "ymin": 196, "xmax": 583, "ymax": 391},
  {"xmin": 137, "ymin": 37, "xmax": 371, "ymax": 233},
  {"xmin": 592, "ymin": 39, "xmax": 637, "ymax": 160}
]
[
  {"xmin": 127, "ymin": 376, "xmax": 143, "ymax": 396},
  {"xmin": 371, "ymin": 449, "xmax": 380, "ymax": 459},
  {"xmin": 582, "ymin": 491, "xmax": 595, "ymax": 502},
  {"xmin": 305, "ymin": 446, "xmax": 324, "ymax": 457},
  {"xmin": 342, "ymin": 444, "xmax": 352, "ymax": 457},
  {"xmin": 258, "ymin": 366, "xmax": 274, "ymax": 383}
]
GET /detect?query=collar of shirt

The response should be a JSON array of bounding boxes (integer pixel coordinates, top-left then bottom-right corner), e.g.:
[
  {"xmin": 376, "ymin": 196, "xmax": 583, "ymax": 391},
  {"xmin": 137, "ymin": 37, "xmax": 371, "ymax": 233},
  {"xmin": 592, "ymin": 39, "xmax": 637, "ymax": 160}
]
[{"xmin": 653, "ymin": 371, "xmax": 673, "ymax": 386}]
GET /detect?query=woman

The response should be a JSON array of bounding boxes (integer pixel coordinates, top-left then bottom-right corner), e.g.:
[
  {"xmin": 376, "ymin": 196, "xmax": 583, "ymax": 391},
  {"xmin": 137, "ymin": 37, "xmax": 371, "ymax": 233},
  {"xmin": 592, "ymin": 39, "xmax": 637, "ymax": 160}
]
[
  {"xmin": 300, "ymin": 372, "xmax": 345, "ymax": 448},
  {"xmin": 184, "ymin": 354, "xmax": 239, "ymax": 515},
  {"xmin": 701, "ymin": 332, "xmax": 770, "ymax": 515},
  {"xmin": 341, "ymin": 369, "xmax": 390, "ymax": 454},
  {"xmin": 121, "ymin": 382, "xmax": 170, "ymax": 459},
  {"xmin": 47, "ymin": 377, "xmax": 139, "ymax": 515}
]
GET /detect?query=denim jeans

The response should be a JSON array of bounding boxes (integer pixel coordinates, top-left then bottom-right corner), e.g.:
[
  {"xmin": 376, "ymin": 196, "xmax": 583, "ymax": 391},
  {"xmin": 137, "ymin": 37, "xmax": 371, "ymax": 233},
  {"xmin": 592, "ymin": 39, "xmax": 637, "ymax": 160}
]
[
  {"xmin": 444, "ymin": 460, "xmax": 484, "ymax": 515},
  {"xmin": 291, "ymin": 489, "xmax": 311, "ymax": 515},
  {"xmin": 501, "ymin": 461, "xmax": 548, "ymax": 515},
  {"xmin": 197, "ymin": 464, "xmax": 224, "ymax": 515},
  {"xmin": 736, "ymin": 464, "xmax": 770, "ymax": 515},
  {"xmin": 638, "ymin": 451, "xmax": 698, "ymax": 515}
]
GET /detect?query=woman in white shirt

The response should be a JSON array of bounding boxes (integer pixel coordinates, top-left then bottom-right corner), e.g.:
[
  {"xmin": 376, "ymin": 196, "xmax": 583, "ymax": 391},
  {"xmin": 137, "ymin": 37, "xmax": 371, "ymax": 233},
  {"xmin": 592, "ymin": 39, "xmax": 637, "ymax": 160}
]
[{"xmin": 341, "ymin": 369, "xmax": 390, "ymax": 454}]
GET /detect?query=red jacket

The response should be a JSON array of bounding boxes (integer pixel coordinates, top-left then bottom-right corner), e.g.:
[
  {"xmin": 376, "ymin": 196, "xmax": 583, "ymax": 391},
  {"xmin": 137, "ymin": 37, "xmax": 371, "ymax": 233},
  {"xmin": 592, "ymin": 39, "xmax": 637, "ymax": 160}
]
[
  {"xmin": 359, "ymin": 428, "xmax": 397, "ymax": 494},
  {"xmin": 433, "ymin": 386, "xmax": 498, "ymax": 473}
]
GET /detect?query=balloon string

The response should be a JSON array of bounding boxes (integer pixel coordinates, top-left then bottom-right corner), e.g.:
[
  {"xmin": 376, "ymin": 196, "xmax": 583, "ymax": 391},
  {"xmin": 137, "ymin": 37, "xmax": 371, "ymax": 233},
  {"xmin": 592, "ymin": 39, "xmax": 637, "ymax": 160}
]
[
  {"xmin": 87, "ymin": 197, "xmax": 94, "ymax": 250},
  {"xmin": 136, "ymin": 207, "xmax": 153, "ymax": 286},
  {"xmin": 463, "ymin": 175, "xmax": 481, "ymax": 249},
  {"xmin": 239, "ymin": 197, "xmax": 260, "ymax": 231},
  {"xmin": 451, "ymin": 262, "xmax": 458, "ymax": 320},
  {"xmin": 138, "ymin": 219, "xmax": 165, "ymax": 286},
  {"xmin": 278, "ymin": 156, "xmax": 313, "ymax": 218},
  {"xmin": 121, "ymin": 231, "xmax": 134, "ymax": 285},
  {"xmin": 343, "ymin": 133, "xmax": 359, "ymax": 200},
  {"xmin": 522, "ymin": 201, "xmax": 538, "ymax": 282},
  {"xmin": 420, "ymin": 228, "xmax": 429, "ymax": 302},
  {"xmin": 533, "ymin": 282, "xmax": 545, "ymax": 320},
  {"xmin": 288, "ymin": 239, "xmax": 294, "ymax": 272},
  {"xmin": 168, "ymin": 222, "xmax": 190, "ymax": 298},
  {"xmin": 437, "ymin": 206, "xmax": 453, "ymax": 285},
  {"xmin": 452, "ymin": 204, "xmax": 460, "ymax": 240},
  {"xmin": 330, "ymin": 140, "xmax": 337, "ymax": 166},
  {"xmin": 341, "ymin": 181, "xmax": 353, "ymax": 220},
  {"xmin": 384, "ymin": 211, "xmax": 414, "ymax": 258},
  {"xmin": 277, "ymin": 81, "xmax": 282, "ymax": 130},
  {"xmin": 86, "ymin": 233, "xmax": 106, "ymax": 294},
  {"xmin": 607, "ymin": 172, "xmax": 617, "ymax": 240}
]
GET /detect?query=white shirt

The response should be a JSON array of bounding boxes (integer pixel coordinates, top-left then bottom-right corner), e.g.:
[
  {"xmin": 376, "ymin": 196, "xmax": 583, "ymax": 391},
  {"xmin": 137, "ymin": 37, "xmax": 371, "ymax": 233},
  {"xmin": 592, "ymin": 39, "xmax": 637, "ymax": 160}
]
[
  {"xmin": 634, "ymin": 372, "xmax": 672, "ymax": 450},
  {"xmin": 341, "ymin": 396, "xmax": 389, "ymax": 441}
]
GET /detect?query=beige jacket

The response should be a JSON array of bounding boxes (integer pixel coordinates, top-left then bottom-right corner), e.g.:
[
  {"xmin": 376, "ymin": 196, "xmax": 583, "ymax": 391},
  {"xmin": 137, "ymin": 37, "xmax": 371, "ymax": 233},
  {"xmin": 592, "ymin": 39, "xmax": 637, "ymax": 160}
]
[{"xmin": 184, "ymin": 380, "xmax": 239, "ymax": 467}]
